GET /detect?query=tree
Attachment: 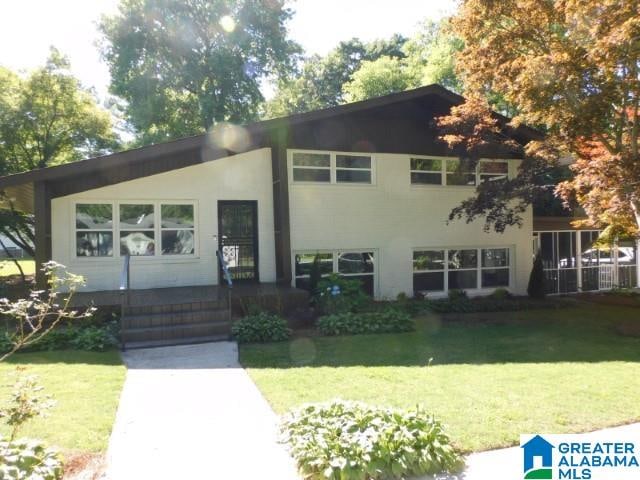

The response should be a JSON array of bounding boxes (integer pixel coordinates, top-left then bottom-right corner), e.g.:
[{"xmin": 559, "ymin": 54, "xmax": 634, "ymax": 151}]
[
  {"xmin": 440, "ymin": 0, "xmax": 640, "ymax": 236},
  {"xmin": 264, "ymin": 35, "xmax": 408, "ymax": 117},
  {"xmin": 342, "ymin": 56, "xmax": 417, "ymax": 102},
  {"xmin": 100, "ymin": 0, "xmax": 300, "ymax": 143},
  {"xmin": 404, "ymin": 19, "xmax": 463, "ymax": 93},
  {"xmin": 0, "ymin": 48, "xmax": 117, "ymax": 173},
  {"xmin": 0, "ymin": 49, "xmax": 117, "ymax": 272}
]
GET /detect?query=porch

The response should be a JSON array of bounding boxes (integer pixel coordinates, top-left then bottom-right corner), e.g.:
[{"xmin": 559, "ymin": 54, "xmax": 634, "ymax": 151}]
[
  {"xmin": 71, "ymin": 283, "xmax": 309, "ymax": 349},
  {"xmin": 533, "ymin": 225, "xmax": 640, "ymax": 294}
]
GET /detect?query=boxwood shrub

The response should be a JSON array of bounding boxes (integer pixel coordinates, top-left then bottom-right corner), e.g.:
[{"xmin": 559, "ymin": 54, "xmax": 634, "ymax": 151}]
[
  {"xmin": 280, "ymin": 400, "xmax": 462, "ymax": 480},
  {"xmin": 317, "ymin": 309, "xmax": 414, "ymax": 336},
  {"xmin": 231, "ymin": 311, "xmax": 291, "ymax": 343},
  {"xmin": 0, "ymin": 437, "xmax": 63, "ymax": 480}
]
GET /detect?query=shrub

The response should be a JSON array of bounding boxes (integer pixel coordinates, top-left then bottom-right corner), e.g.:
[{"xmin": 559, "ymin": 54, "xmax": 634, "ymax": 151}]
[
  {"xmin": 314, "ymin": 274, "xmax": 371, "ymax": 314},
  {"xmin": 447, "ymin": 289, "xmax": 468, "ymax": 301},
  {"xmin": 280, "ymin": 400, "xmax": 462, "ymax": 480},
  {"xmin": 317, "ymin": 309, "xmax": 414, "ymax": 336},
  {"xmin": 69, "ymin": 324, "xmax": 119, "ymax": 351},
  {"xmin": 528, "ymin": 252, "xmax": 546, "ymax": 299},
  {"xmin": 488, "ymin": 287, "xmax": 512, "ymax": 300},
  {"xmin": 0, "ymin": 323, "xmax": 119, "ymax": 354},
  {"xmin": 308, "ymin": 254, "xmax": 322, "ymax": 297},
  {"xmin": 0, "ymin": 437, "xmax": 63, "ymax": 480},
  {"xmin": 425, "ymin": 295, "xmax": 572, "ymax": 314},
  {"xmin": 231, "ymin": 311, "xmax": 291, "ymax": 343}
]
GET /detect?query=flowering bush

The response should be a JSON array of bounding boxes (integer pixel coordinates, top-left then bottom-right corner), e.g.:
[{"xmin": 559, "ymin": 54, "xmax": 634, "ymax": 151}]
[
  {"xmin": 0, "ymin": 437, "xmax": 63, "ymax": 480},
  {"xmin": 281, "ymin": 400, "xmax": 462, "ymax": 480}
]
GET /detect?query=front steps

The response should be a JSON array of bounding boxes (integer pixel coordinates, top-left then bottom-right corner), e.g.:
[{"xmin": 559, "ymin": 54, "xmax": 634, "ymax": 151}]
[{"xmin": 121, "ymin": 299, "xmax": 231, "ymax": 349}]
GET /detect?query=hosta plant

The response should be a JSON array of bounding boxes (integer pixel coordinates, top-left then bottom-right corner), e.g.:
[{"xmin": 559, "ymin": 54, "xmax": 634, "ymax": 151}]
[
  {"xmin": 0, "ymin": 437, "xmax": 63, "ymax": 480},
  {"xmin": 280, "ymin": 400, "xmax": 463, "ymax": 480}
]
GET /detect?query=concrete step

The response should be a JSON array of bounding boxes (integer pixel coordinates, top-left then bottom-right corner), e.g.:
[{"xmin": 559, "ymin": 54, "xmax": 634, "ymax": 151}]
[
  {"xmin": 122, "ymin": 309, "xmax": 230, "ymax": 329},
  {"xmin": 124, "ymin": 335, "xmax": 230, "ymax": 350},
  {"xmin": 121, "ymin": 321, "xmax": 232, "ymax": 344}
]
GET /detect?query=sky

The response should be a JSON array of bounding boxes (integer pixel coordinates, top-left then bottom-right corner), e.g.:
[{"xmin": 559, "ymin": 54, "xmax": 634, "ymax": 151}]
[{"xmin": 0, "ymin": 0, "xmax": 457, "ymax": 102}]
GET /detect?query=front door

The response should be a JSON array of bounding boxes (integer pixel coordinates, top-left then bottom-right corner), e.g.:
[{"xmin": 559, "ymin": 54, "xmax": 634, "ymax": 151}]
[{"xmin": 218, "ymin": 200, "xmax": 259, "ymax": 283}]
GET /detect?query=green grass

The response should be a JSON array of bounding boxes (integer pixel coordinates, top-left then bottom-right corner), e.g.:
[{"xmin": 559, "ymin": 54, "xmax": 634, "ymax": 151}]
[
  {"xmin": 240, "ymin": 305, "xmax": 640, "ymax": 453},
  {"xmin": 0, "ymin": 350, "xmax": 125, "ymax": 454},
  {"xmin": 0, "ymin": 259, "xmax": 35, "ymax": 277}
]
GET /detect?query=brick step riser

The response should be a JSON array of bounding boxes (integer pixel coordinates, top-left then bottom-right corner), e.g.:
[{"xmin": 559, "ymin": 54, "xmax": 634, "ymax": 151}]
[
  {"xmin": 122, "ymin": 323, "xmax": 231, "ymax": 343},
  {"xmin": 122, "ymin": 310, "xmax": 230, "ymax": 329},
  {"xmin": 123, "ymin": 300, "xmax": 228, "ymax": 316}
]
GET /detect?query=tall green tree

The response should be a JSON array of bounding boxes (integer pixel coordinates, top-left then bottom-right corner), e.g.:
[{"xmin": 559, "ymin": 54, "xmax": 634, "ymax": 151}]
[
  {"xmin": 264, "ymin": 35, "xmax": 408, "ymax": 117},
  {"xmin": 100, "ymin": 0, "xmax": 300, "ymax": 143},
  {"xmin": 342, "ymin": 56, "xmax": 418, "ymax": 103},
  {"xmin": 0, "ymin": 48, "xmax": 117, "ymax": 268},
  {"xmin": 0, "ymin": 48, "xmax": 117, "ymax": 174}
]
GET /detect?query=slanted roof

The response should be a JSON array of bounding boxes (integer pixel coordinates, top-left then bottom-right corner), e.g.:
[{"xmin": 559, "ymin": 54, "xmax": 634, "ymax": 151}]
[{"xmin": 0, "ymin": 84, "xmax": 542, "ymax": 212}]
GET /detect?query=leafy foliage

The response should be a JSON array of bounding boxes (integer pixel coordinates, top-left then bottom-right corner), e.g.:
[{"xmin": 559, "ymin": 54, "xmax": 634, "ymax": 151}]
[
  {"xmin": 0, "ymin": 262, "xmax": 93, "ymax": 361},
  {"xmin": 231, "ymin": 311, "xmax": 291, "ymax": 344},
  {"xmin": 317, "ymin": 310, "xmax": 414, "ymax": 336},
  {"xmin": 342, "ymin": 56, "xmax": 417, "ymax": 103},
  {"xmin": 0, "ymin": 437, "xmax": 62, "ymax": 480},
  {"xmin": 264, "ymin": 35, "xmax": 407, "ymax": 118},
  {"xmin": 527, "ymin": 253, "xmax": 547, "ymax": 299},
  {"xmin": 280, "ymin": 400, "xmax": 462, "ymax": 480},
  {"xmin": 308, "ymin": 254, "xmax": 322, "ymax": 297},
  {"xmin": 447, "ymin": 0, "xmax": 640, "ymax": 235},
  {"xmin": 424, "ymin": 292, "xmax": 570, "ymax": 314},
  {"xmin": 314, "ymin": 274, "xmax": 371, "ymax": 315},
  {"xmin": 100, "ymin": 0, "xmax": 300, "ymax": 143},
  {"xmin": 0, "ymin": 369, "xmax": 55, "ymax": 441}
]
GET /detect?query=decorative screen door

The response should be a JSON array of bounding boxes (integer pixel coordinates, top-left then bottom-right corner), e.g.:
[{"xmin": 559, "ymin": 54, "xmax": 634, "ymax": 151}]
[{"xmin": 217, "ymin": 201, "xmax": 259, "ymax": 282}]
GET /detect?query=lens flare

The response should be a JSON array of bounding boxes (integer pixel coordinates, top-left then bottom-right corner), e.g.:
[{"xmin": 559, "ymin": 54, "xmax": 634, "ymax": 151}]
[
  {"xmin": 219, "ymin": 15, "xmax": 236, "ymax": 33},
  {"xmin": 207, "ymin": 122, "xmax": 251, "ymax": 153}
]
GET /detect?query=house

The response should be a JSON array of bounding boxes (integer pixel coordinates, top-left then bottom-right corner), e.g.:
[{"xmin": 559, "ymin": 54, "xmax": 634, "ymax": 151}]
[{"xmin": 0, "ymin": 84, "xmax": 637, "ymax": 346}]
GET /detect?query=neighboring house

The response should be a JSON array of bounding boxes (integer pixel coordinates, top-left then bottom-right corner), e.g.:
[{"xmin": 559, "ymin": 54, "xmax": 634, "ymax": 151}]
[
  {"xmin": 0, "ymin": 85, "xmax": 636, "ymax": 300},
  {"xmin": 0, "ymin": 234, "xmax": 27, "ymax": 259}
]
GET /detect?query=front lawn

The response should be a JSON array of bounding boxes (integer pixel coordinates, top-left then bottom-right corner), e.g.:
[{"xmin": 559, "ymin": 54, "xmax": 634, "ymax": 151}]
[
  {"xmin": 240, "ymin": 304, "xmax": 640, "ymax": 453},
  {"xmin": 0, "ymin": 350, "xmax": 125, "ymax": 453}
]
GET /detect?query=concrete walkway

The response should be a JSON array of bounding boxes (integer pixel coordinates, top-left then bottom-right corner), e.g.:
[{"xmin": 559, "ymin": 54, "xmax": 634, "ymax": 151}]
[{"xmin": 105, "ymin": 342, "xmax": 299, "ymax": 480}]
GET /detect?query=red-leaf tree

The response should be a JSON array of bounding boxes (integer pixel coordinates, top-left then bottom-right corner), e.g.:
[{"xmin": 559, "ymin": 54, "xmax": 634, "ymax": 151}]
[{"xmin": 440, "ymin": 0, "xmax": 640, "ymax": 236}]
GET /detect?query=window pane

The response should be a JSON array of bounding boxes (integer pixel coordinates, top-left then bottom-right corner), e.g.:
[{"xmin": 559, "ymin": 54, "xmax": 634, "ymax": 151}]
[
  {"xmin": 447, "ymin": 172, "xmax": 476, "ymax": 186},
  {"xmin": 161, "ymin": 230, "xmax": 195, "ymax": 255},
  {"xmin": 161, "ymin": 204, "xmax": 194, "ymax": 228},
  {"xmin": 76, "ymin": 231, "xmax": 113, "ymax": 257},
  {"xmin": 413, "ymin": 250, "xmax": 444, "ymax": 271},
  {"xmin": 448, "ymin": 249, "xmax": 478, "ymax": 269},
  {"xmin": 76, "ymin": 204, "xmax": 112, "ymax": 229},
  {"xmin": 446, "ymin": 159, "xmax": 474, "ymax": 173},
  {"xmin": 336, "ymin": 155, "xmax": 371, "ymax": 169},
  {"xmin": 411, "ymin": 172, "xmax": 442, "ymax": 185},
  {"xmin": 120, "ymin": 204, "xmax": 154, "ymax": 229},
  {"xmin": 413, "ymin": 272, "xmax": 444, "ymax": 292},
  {"xmin": 411, "ymin": 158, "xmax": 441, "ymax": 171},
  {"xmin": 481, "ymin": 268, "xmax": 510, "ymax": 288},
  {"xmin": 558, "ymin": 232, "xmax": 576, "ymax": 268},
  {"xmin": 482, "ymin": 248, "xmax": 509, "ymax": 268},
  {"xmin": 120, "ymin": 231, "xmax": 155, "ymax": 256},
  {"xmin": 338, "ymin": 252, "xmax": 374, "ymax": 274},
  {"xmin": 293, "ymin": 168, "xmax": 331, "ymax": 182},
  {"xmin": 336, "ymin": 170, "xmax": 371, "ymax": 183},
  {"xmin": 295, "ymin": 253, "xmax": 333, "ymax": 277},
  {"xmin": 479, "ymin": 162, "xmax": 508, "ymax": 174},
  {"xmin": 448, "ymin": 270, "xmax": 477, "ymax": 289},
  {"xmin": 580, "ymin": 231, "xmax": 599, "ymax": 266},
  {"xmin": 293, "ymin": 152, "xmax": 330, "ymax": 167}
]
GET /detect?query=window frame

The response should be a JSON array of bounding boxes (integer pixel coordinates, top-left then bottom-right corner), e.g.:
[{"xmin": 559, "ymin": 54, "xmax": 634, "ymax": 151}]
[
  {"xmin": 75, "ymin": 202, "xmax": 115, "ymax": 259},
  {"xmin": 289, "ymin": 150, "xmax": 376, "ymax": 186},
  {"xmin": 72, "ymin": 200, "xmax": 198, "ymax": 260},
  {"xmin": 412, "ymin": 246, "xmax": 512, "ymax": 295},
  {"xmin": 410, "ymin": 157, "xmax": 511, "ymax": 187},
  {"xmin": 293, "ymin": 248, "xmax": 377, "ymax": 296}
]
